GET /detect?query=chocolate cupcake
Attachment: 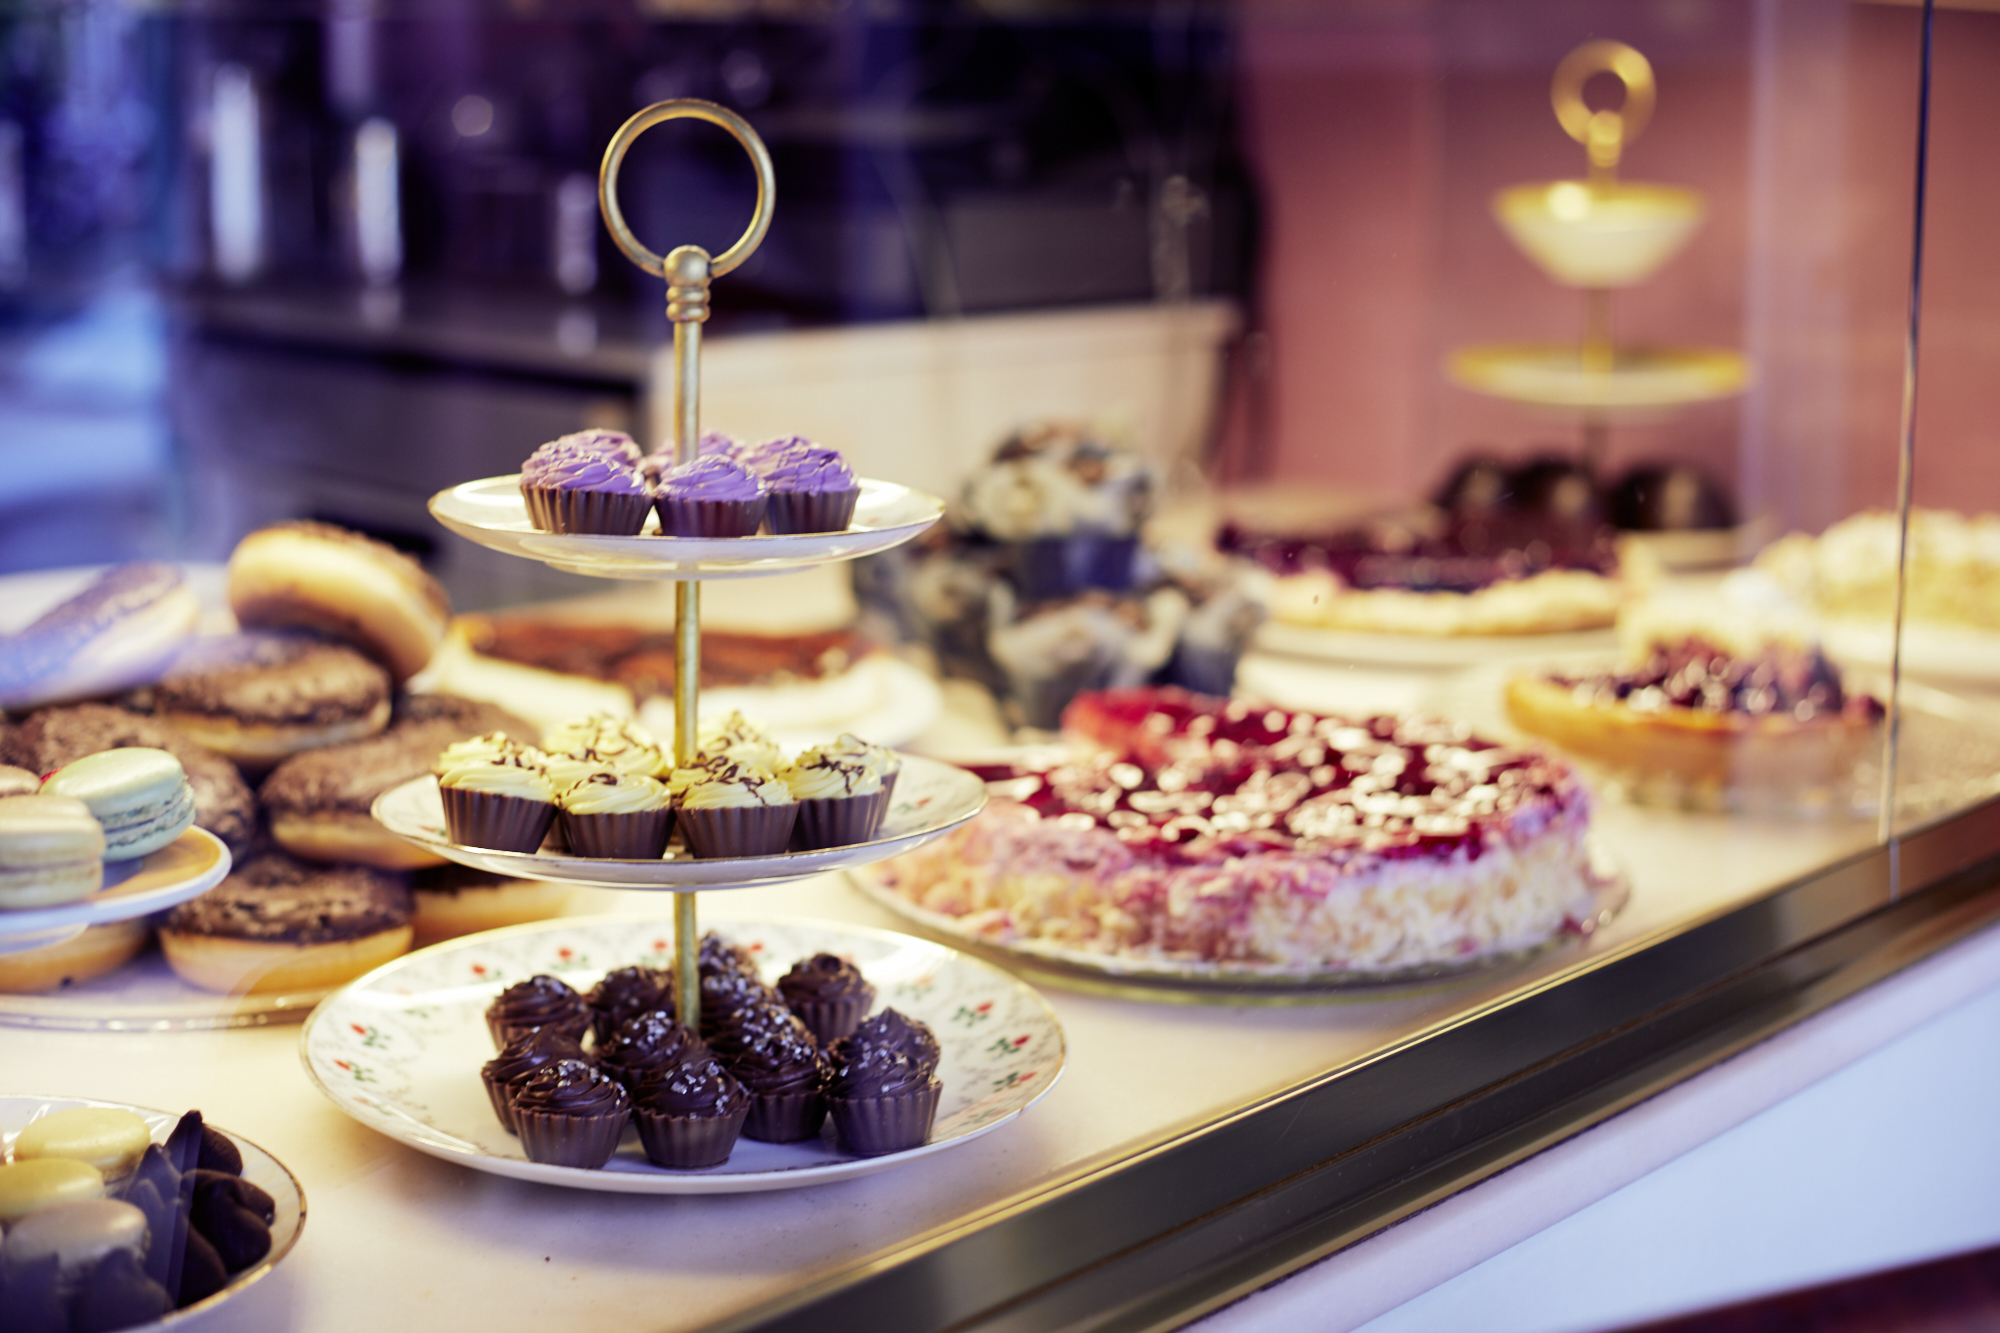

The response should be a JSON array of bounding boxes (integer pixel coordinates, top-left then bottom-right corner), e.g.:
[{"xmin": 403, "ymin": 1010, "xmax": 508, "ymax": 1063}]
[
  {"xmin": 826, "ymin": 1046, "xmax": 942, "ymax": 1157},
  {"xmin": 586, "ymin": 965, "xmax": 673, "ymax": 1045},
  {"xmin": 481, "ymin": 1028, "xmax": 589, "ymax": 1133},
  {"xmin": 484, "ymin": 973, "xmax": 591, "ymax": 1051},
  {"xmin": 777, "ymin": 953, "xmax": 876, "ymax": 1045},
  {"xmin": 699, "ymin": 970, "xmax": 779, "ymax": 1043},
  {"xmin": 596, "ymin": 1010, "xmax": 707, "ymax": 1093},
  {"xmin": 831, "ymin": 1007, "xmax": 942, "ymax": 1075},
  {"xmin": 698, "ymin": 931, "xmax": 762, "ymax": 980},
  {"xmin": 510, "ymin": 1059, "xmax": 631, "ymax": 1169},
  {"xmin": 557, "ymin": 772, "xmax": 673, "ymax": 859},
  {"xmin": 435, "ymin": 734, "xmax": 556, "ymax": 853},
  {"xmin": 655, "ymin": 455, "xmax": 769, "ymax": 538},
  {"xmin": 631, "ymin": 1057, "xmax": 751, "ymax": 1169},
  {"xmin": 675, "ymin": 761, "xmax": 798, "ymax": 859},
  {"xmin": 756, "ymin": 439, "xmax": 860, "ymax": 535},
  {"xmin": 520, "ymin": 434, "xmax": 652, "ymax": 536},
  {"xmin": 728, "ymin": 1023, "xmax": 829, "ymax": 1143},
  {"xmin": 781, "ymin": 747, "xmax": 886, "ymax": 851}
]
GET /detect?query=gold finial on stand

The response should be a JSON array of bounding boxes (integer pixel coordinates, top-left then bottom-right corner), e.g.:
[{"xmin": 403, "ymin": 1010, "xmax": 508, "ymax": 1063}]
[{"xmin": 599, "ymin": 98, "xmax": 776, "ymax": 1029}]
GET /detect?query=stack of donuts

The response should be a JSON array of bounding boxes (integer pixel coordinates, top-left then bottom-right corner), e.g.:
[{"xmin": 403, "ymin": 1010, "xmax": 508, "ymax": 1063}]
[{"xmin": 0, "ymin": 521, "xmax": 569, "ymax": 998}]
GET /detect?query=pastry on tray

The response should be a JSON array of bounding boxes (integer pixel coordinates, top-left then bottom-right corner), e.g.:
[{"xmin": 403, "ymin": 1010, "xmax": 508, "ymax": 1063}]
[
  {"xmin": 1755, "ymin": 508, "xmax": 2000, "ymax": 631},
  {"xmin": 876, "ymin": 686, "xmax": 1612, "ymax": 973},
  {"xmin": 1501, "ymin": 586, "xmax": 1885, "ymax": 800}
]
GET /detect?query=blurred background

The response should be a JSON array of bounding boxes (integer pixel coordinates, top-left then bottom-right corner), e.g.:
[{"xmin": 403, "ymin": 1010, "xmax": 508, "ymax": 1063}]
[{"xmin": 0, "ymin": 0, "xmax": 1991, "ymax": 609}]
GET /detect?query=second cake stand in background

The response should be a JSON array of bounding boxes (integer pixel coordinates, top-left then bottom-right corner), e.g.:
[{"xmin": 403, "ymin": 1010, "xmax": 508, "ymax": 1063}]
[{"xmin": 379, "ymin": 100, "xmax": 977, "ymax": 1027}]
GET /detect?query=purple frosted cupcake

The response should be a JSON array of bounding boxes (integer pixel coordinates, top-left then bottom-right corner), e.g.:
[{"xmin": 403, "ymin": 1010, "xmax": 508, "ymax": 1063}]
[
  {"xmin": 485, "ymin": 973, "xmax": 592, "ymax": 1051},
  {"xmin": 482, "ymin": 1027, "xmax": 590, "ymax": 1133},
  {"xmin": 656, "ymin": 455, "xmax": 769, "ymax": 538},
  {"xmin": 757, "ymin": 438, "xmax": 860, "ymax": 534},
  {"xmin": 777, "ymin": 953, "xmax": 876, "ymax": 1045},
  {"xmin": 510, "ymin": 1059, "xmax": 631, "ymax": 1168},
  {"xmin": 520, "ymin": 437, "xmax": 651, "ymax": 535},
  {"xmin": 632, "ymin": 1056, "xmax": 751, "ymax": 1168}
]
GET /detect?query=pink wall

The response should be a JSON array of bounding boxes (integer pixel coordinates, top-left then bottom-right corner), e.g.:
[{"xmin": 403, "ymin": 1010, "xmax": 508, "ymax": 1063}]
[{"xmin": 1228, "ymin": 0, "xmax": 1996, "ymax": 531}]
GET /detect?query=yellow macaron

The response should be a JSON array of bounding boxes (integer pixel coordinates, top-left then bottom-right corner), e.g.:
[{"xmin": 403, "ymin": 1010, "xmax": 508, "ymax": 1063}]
[{"xmin": 0, "ymin": 794, "xmax": 105, "ymax": 910}]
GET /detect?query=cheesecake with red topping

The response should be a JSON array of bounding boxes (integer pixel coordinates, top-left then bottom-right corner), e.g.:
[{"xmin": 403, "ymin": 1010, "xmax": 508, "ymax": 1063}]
[{"xmin": 876, "ymin": 688, "xmax": 1609, "ymax": 971}]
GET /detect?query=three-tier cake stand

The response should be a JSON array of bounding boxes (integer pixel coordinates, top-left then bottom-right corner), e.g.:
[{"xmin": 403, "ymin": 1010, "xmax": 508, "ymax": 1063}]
[{"xmin": 372, "ymin": 101, "xmax": 984, "ymax": 1027}]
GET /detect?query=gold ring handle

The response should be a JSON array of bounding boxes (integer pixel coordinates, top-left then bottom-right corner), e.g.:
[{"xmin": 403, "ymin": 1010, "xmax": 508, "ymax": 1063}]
[
  {"xmin": 597, "ymin": 99, "xmax": 775, "ymax": 280},
  {"xmin": 1551, "ymin": 40, "xmax": 1655, "ymax": 177}
]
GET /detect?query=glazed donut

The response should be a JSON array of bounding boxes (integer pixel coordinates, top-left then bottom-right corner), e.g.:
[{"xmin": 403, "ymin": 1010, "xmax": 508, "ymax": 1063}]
[
  {"xmin": 409, "ymin": 864, "xmax": 573, "ymax": 947},
  {"xmin": 0, "ymin": 563, "xmax": 200, "ymax": 712},
  {"xmin": 229, "ymin": 522, "xmax": 450, "ymax": 683},
  {"xmin": 260, "ymin": 693, "xmax": 537, "ymax": 869},
  {"xmin": 0, "ymin": 704, "xmax": 258, "ymax": 854},
  {"xmin": 0, "ymin": 919, "xmax": 151, "ymax": 994},
  {"xmin": 158, "ymin": 851, "xmax": 413, "ymax": 995},
  {"xmin": 155, "ymin": 634, "xmax": 392, "ymax": 771}
]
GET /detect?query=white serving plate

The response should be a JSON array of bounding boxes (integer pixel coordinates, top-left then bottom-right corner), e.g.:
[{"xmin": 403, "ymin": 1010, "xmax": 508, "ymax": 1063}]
[
  {"xmin": 299, "ymin": 914, "xmax": 1064, "ymax": 1193},
  {"xmin": 0, "ymin": 1094, "xmax": 305, "ymax": 1328},
  {"xmin": 0, "ymin": 829, "xmax": 231, "ymax": 955},
  {"xmin": 370, "ymin": 756, "xmax": 984, "ymax": 890},
  {"xmin": 430, "ymin": 476, "xmax": 944, "ymax": 580},
  {"xmin": 1252, "ymin": 619, "xmax": 1617, "ymax": 669}
]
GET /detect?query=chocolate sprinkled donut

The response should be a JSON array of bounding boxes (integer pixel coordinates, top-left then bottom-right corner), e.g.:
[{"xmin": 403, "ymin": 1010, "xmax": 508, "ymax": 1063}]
[
  {"xmin": 155, "ymin": 635, "xmax": 392, "ymax": 769},
  {"xmin": 163, "ymin": 852, "xmax": 410, "ymax": 944}
]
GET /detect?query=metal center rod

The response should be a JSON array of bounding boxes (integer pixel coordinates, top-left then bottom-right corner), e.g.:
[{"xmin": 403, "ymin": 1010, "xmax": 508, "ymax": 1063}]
[{"xmin": 668, "ymin": 247, "xmax": 712, "ymax": 1029}]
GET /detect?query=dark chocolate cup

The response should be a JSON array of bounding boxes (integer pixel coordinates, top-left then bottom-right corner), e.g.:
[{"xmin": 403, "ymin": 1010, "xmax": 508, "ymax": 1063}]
[
  {"xmin": 678, "ymin": 804, "xmax": 798, "ymax": 859},
  {"xmin": 442, "ymin": 787, "xmax": 557, "ymax": 853},
  {"xmin": 632, "ymin": 1104, "xmax": 750, "ymax": 1169},
  {"xmin": 530, "ymin": 486, "xmax": 651, "ymax": 536},
  {"xmin": 788, "ymin": 794, "xmax": 882, "ymax": 851},
  {"xmin": 482, "ymin": 1069, "xmax": 522, "ymax": 1134},
  {"xmin": 765, "ymin": 487, "xmax": 859, "ymax": 535},
  {"xmin": 484, "ymin": 1012, "xmax": 590, "ymax": 1053},
  {"xmin": 783, "ymin": 988, "xmax": 875, "ymax": 1046},
  {"xmin": 829, "ymin": 1081, "xmax": 941, "ymax": 1157},
  {"xmin": 740, "ymin": 1089, "xmax": 827, "ymax": 1143},
  {"xmin": 559, "ymin": 808, "xmax": 674, "ymax": 860},
  {"xmin": 656, "ymin": 495, "xmax": 768, "ymax": 538},
  {"xmin": 513, "ymin": 1107, "xmax": 629, "ymax": 1169}
]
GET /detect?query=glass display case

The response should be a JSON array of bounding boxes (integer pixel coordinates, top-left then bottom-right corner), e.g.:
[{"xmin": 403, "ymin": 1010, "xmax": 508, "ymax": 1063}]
[{"xmin": 2, "ymin": 0, "xmax": 1997, "ymax": 1330}]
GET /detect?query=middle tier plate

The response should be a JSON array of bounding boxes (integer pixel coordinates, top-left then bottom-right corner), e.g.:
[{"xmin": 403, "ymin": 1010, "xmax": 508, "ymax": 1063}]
[
  {"xmin": 370, "ymin": 755, "xmax": 986, "ymax": 889},
  {"xmin": 430, "ymin": 475, "xmax": 945, "ymax": 580}
]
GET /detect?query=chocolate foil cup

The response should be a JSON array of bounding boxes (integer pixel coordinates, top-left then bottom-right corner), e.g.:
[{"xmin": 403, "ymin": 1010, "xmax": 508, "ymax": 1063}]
[
  {"xmin": 784, "ymin": 989, "xmax": 876, "ymax": 1045},
  {"xmin": 789, "ymin": 794, "xmax": 881, "ymax": 852},
  {"xmin": 513, "ymin": 1107, "xmax": 629, "ymax": 1169},
  {"xmin": 482, "ymin": 1069, "xmax": 521, "ymax": 1134},
  {"xmin": 656, "ymin": 496, "xmax": 768, "ymax": 539},
  {"xmin": 830, "ymin": 1081, "xmax": 941, "ymax": 1157},
  {"xmin": 633, "ymin": 1105, "xmax": 750, "ymax": 1169},
  {"xmin": 442, "ymin": 787, "xmax": 557, "ymax": 854},
  {"xmin": 765, "ymin": 487, "xmax": 860, "ymax": 535},
  {"xmin": 741, "ymin": 1089, "xmax": 828, "ymax": 1143},
  {"xmin": 560, "ymin": 808, "xmax": 674, "ymax": 860},
  {"xmin": 679, "ymin": 804, "xmax": 797, "ymax": 859},
  {"xmin": 537, "ymin": 487, "xmax": 651, "ymax": 536}
]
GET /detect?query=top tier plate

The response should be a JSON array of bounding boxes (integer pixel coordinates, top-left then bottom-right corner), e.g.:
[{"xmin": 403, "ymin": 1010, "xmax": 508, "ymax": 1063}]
[{"xmin": 431, "ymin": 476, "xmax": 945, "ymax": 580}]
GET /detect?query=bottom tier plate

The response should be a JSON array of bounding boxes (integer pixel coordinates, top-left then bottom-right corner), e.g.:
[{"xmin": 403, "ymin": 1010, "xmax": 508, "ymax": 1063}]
[{"xmin": 299, "ymin": 914, "xmax": 1064, "ymax": 1194}]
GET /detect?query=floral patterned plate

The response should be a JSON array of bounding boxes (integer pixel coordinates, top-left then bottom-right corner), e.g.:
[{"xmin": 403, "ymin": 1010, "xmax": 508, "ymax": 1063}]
[{"xmin": 299, "ymin": 914, "xmax": 1064, "ymax": 1194}]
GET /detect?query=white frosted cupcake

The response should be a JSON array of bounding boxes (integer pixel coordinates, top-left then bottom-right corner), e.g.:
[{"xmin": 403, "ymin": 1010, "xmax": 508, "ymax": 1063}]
[
  {"xmin": 675, "ymin": 761, "xmax": 797, "ymax": 858},
  {"xmin": 694, "ymin": 711, "xmax": 786, "ymax": 773},
  {"xmin": 543, "ymin": 714, "xmax": 668, "ymax": 778},
  {"xmin": 436, "ymin": 737, "xmax": 557, "ymax": 853},
  {"xmin": 782, "ymin": 747, "xmax": 885, "ymax": 850},
  {"xmin": 558, "ymin": 772, "xmax": 673, "ymax": 859},
  {"xmin": 822, "ymin": 733, "xmax": 903, "ymax": 809}
]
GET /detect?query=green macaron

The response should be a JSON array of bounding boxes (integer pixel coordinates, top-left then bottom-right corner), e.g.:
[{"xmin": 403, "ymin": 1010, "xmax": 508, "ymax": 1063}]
[
  {"xmin": 0, "ymin": 794, "xmax": 106, "ymax": 908},
  {"xmin": 40, "ymin": 748, "xmax": 196, "ymax": 862}
]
